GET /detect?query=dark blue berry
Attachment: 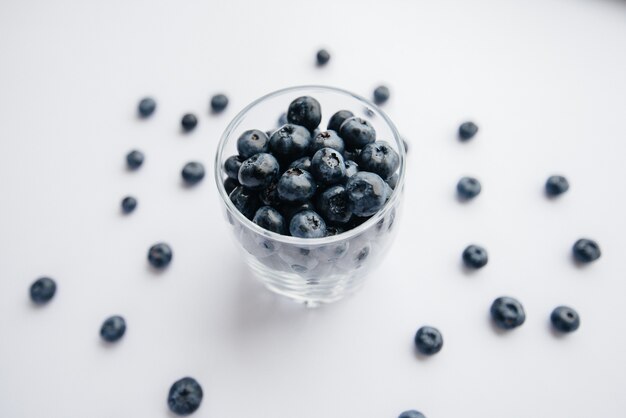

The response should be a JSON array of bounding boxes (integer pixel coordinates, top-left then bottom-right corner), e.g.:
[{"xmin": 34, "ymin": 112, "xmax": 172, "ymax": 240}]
[
  {"xmin": 414, "ymin": 326, "xmax": 443, "ymax": 355},
  {"xmin": 29, "ymin": 277, "xmax": 56, "ymax": 304},
  {"xmin": 399, "ymin": 410, "xmax": 426, "ymax": 418},
  {"xmin": 287, "ymin": 96, "xmax": 322, "ymax": 131},
  {"xmin": 346, "ymin": 171, "xmax": 387, "ymax": 217},
  {"xmin": 386, "ymin": 172, "xmax": 399, "ymax": 189},
  {"xmin": 343, "ymin": 148, "xmax": 361, "ymax": 162},
  {"xmin": 181, "ymin": 113, "xmax": 198, "ymax": 131},
  {"xmin": 545, "ymin": 175, "xmax": 569, "ymax": 197},
  {"xmin": 316, "ymin": 49, "xmax": 330, "ymax": 66},
  {"xmin": 457, "ymin": 176, "xmax": 481, "ymax": 200},
  {"xmin": 551, "ymin": 306, "xmax": 580, "ymax": 333},
  {"xmin": 223, "ymin": 178, "xmax": 239, "ymax": 195},
  {"xmin": 459, "ymin": 121, "xmax": 478, "ymax": 140},
  {"xmin": 373, "ymin": 85, "xmax": 390, "ymax": 105},
  {"xmin": 253, "ymin": 206, "xmax": 287, "ymax": 234},
  {"xmin": 237, "ymin": 153, "xmax": 280, "ymax": 189},
  {"xmin": 121, "ymin": 196, "xmax": 137, "ymax": 214},
  {"xmin": 100, "ymin": 315, "xmax": 126, "ymax": 342},
  {"xmin": 310, "ymin": 148, "xmax": 346, "ymax": 185},
  {"xmin": 325, "ymin": 225, "xmax": 345, "ymax": 236},
  {"xmin": 229, "ymin": 186, "xmax": 260, "ymax": 220},
  {"xmin": 340, "ymin": 117, "xmax": 376, "ymax": 149},
  {"xmin": 462, "ymin": 245, "xmax": 488, "ymax": 269},
  {"xmin": 237, "ymin": 129, "xmax": 270, "ymax": 159},
  {"xmin": 168, "ymin": 377, "xmax": 203, "ymax": 416},
  {"xmin": 224, "ymin": 155, "xmax": 243, "ymax": 179},
  {"xmin": 277, "ymin": 112, "xmax": 288, "ymax": 126},
  {"xmin": 289, "ymin": 210, "xmax": 327, "ymax": 238},
  {"xmin": 277, "ymin": 168, "xmax": 317, "ymax": 203},
  {"xmin": 327, "ymin": 110, "xmax": 354, "ymax": 132},
  {"xmin": 289, "ymin": 156, "xmax": 312, "ymax": 171},
  {"xmin": 279, "ymin": 200, "xmax": 315, "ymax": 221},
  {"xmin": 344, "ymin": 160, "xmax": 359, "ymax": 179},
  {"xmin": 358, "ymin": 141, "xmax": 399, "ymax": 180},
  {"xmin": 138, "ymin": 97, "xmax": 156, "ymax": 117},
  {"xmin": 259, "ymin": 180, "xmax": 280, "ymax": 207},
  {"xmin": 312, "ymin": 130, "xmax": 345, "ymax": 154},
  {"xmin": 148, "ymin": 243, "xmax": 173, "ymax": 269},
  {"xmin": 270, "ymin": 124, "xmax": 313, "ymax": 161},
  {"xmin": 182, "ymin": 162, "xmax": 205, "ymax": 185},
  {"xmin": 126, "ymin": 150, "xmax": 144, "ymax": 170},
  {"xmin": 210, "ymin": 94, "xmax": 228, "ymax": 113},
  {"xmin": 572, "ymin": 238, "xmax": 601, "ymax": 263},
  {"xmin": 491, "ymin": 297, "xmax": 525, "ymax": 330},
  {"xmin": 317, "ymin": 185, "xmax": 352, "ymax": 224}
]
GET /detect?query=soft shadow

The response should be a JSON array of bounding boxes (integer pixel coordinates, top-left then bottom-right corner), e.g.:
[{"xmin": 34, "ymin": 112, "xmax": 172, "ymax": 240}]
[
  {"xmin": 459, "ymin": 259, "xmax": 478, "ymax": 276},
  {"xmin": 548, "ymin": 320, "xmax": 568, "ymax": 340},
  {"xmin": 146, "ymin": 263, "xmax": 169, "ymax": 276},
  {"xmin": 455, "ymin": 193, "xmax": 475, "ymax": 204}
]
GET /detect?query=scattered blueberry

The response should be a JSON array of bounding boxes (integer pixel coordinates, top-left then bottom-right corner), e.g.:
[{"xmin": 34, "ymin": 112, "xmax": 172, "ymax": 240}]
[
  {"xmin": 148, "ymin": 243, "xmax": 173, "ymax": 269},
  {"xmin": 223, "ymin": 177, "xmax": 239, "ymax": 195},
  {"xmin": 462, "ymin": 245, "xmax": 488, "ymax": 269},
  {"xmin": 545, "ymin": 175, "xmax": 569, "ymax": 197},
  {"xmin": 346, "ymin": 171, "xmax": 387, "ymax": 217},
  {"xmin": 289, "ymin": 156, "xmax": 312, "ymax": 171},
  {"xmin": 121, "ymin": 196, "xmax": 137, "ymax": 214},
  {"xmin": 237, "ymin": 129, "xmax": 270, "ymax": 159},
  {"xmin": 386, "ymin": 172, "xmax": 399, "ymax": 189},
  {"xmin": 344, "ymin": 160, "xmax": 359, "ymax": 179},
  {"xmin": 572, "ymin": 238, "xmax": 601, "ymax": 263},
  {"xmin": 138, "ymin": 97, "xmax": 156, "ymax": 117},
  {"xmin": 340, "ymin": 117, "xmax": 376, "ymax": 149},
  {"xmin": 327, "ymin": 110, "xmax": 354, "ymax": 132},
  {"xmin": 550, "ymin": 306, "xmax": 580, "ymax": 333},
  {"xmin": 270, "ymin": 124, "xmax": 313, "ymax": 161},
  {"xmin": 100, "ymin": 315, "xmax": 126, "ymax": 342},
  {"xmin": 182, "ymin": 162, "xmax": 205, "ymax": 185},
  {"xmin": 289, "ymin": 210, "xmax": 327, "ymax": 238},
  {"xmin": 210, "ymin": 94, "xmax": 229, "ymax": 113},
  {"xmin": 181, "ymin": 113, "xmax": 198, "ymax": 131},
  {"xmin": 238, "ymin": 153, "xmax": 280, "ymax": 189},
  {"xmin": 224, "ymin": 155, "xmax": 244, "ymax": 179},
  {"xmin": 316, "ymin": 49, "xmax": 330, "ymax": 66},
  {"xmin": 459, "ymin": 121, "xmax": 478, "ymax": 140},
  {"xmin": 457, "ymin": 176, "xmax": 481, "ymax": 200},
  {"xmin": 29, "ymin": 277, "xmax": 56, "ymax": 304},
  {"xmin": 287, "ymin": 96, "xmax": 321, "ymax": 131},
  {"xmin": 277, "ymin": 168, "xmax": 317, "ymax": 203},
  {"xmin": 373, "ymin": 85, "xmax": 390, "ymax": 105},
  {"xmin": 399, "ymin": 410, "xmax": 426, "ymax": 418},
  {"xmin": 358, "ymin": 141, "xmax": 400, "ymax": 180},
  {"xmin": 491, "ymin": 297, "xmax": 526, "ymax": 330},
  {"xmin": 253, "ymin": 206, "xmax": 287, "ymax": 234},
  {"xmin": 310, "ymin": 147, "xmax": 346, "ymax": 185},
  {"xmin": 168, "ymin": 377, "xmax": 203, "ymax": 416},
  {"xmin": 414, "ymin": 326, "xmax": 443, "ymax": 355},
  {"xmin": 317, "ymin": 185, "xmax": 352, "ymax": 224},
  {"xmin": 126, "ymin": 150, "xmax": 145, "ymax": 170},
  {"xmin": 277, "ymin": 112, "xmax": 288, "ymax": 126}
]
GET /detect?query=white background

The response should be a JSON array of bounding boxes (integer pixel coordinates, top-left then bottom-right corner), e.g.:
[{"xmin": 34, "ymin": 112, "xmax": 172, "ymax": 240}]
[{"xmin": 1, "ymin": 0, "xmax": 625, "ymax": 417}]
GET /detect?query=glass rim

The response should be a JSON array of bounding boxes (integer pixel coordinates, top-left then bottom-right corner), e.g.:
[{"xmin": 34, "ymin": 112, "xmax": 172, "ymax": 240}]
[{"xmin": 214, "ymin": 84, "xmax": 406, "ymax": 245}]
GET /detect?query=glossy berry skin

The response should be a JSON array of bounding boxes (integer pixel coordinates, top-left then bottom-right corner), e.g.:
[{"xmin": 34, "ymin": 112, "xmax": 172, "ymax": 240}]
[
  {"xmin": 287, "ymin": 96, "xmax": 322, "ymax": 131},
  {"xmin": 457, "ymin": 176, "xmax": 481, "ymax": 199},
  {"xmin": 279, "ymin": 200, "xmax": 315, "ymax": 222},
  {"xmin": 310, "ymin": 147, "xmax": 346, "ymax": 185},
  {"xmin": 253, "ymin": 206, "xmax": 287, "ymax": 235},
  {"xmin": 258, "ymin": 180, "xmax": 280, "ymax": 207},
  {"xmin": 100, "ymin": 315, "xmax": 126, "ymax": 342},
  {"xmin": 277, "ymin": 168, "xmax": 317, "ymax": 203},
  {"xmin": 340, "ymin": 117, "xmax": 376, "ymax": 150},
  {"xmin": 224, "ymin": 155, "xmax": 243, "ymax": 179},
  {"xmin": 317, "ymin": 185, "xmax": 352, "ymax": 224},
  {"xmin": 126, "ymin": 150, "xmax": 145, "ymax": 169},
  {"xmin": 551, "ymin": 306, "xmax": 580, "ymax": 333},
  {"xmin": 327, "ymin": 110, "xmax": 354, "ymax": 132},
  {"xmin": 387, "ymin": 172, "xmax": 399, "ymax": 189},
  {"xmin": 316, "ymin": 49, "xmax": 330, "ymax": 66},
  {"xmin": 181, "ymin": 113, "xmax": 198, "ymax": 131},
  {"xmin": 229, "ymin": 186, "xmax": 260, "ymax": 220},
  {"xmin": 399, "ymin": 411, "xmax": 426, "ymax": 418},
  {"xmin": 168, "ymin": 377, "xmax": 203, "ymax": 416},
  {"xmin": 223, "ymin": 178, "xmax": 239, "ymax": 195},
  {"xmin": 491, "ymin": 297, "xmax": 526, "ymax": 330},
  {"xmin": 312, "ymin": 130, "xmax": 345, "ymax": 154},
  {"xmin": 270, "ymin": 124, "xmax": 313, "ymax": 161},
  {"xmin": 462, "ymin": 245, "xmax": 488, "ymax": 269},
  {"xmin": 148, "ymin": 243, "xmax": 173, "ymax": 268},
  {"xmin": 289, "ymin": 210, "xmax": 327, "ymax": 238},
  {"xmin": 545, "ymin": 175, "xmax": 569, "ymax": 197},
  {"xmin": 572, "ymin": 238, "xmax": 601, "ymax": 263},
  {"xmin": 138, "ymin": 97, "xmax": 156, "ymax": 117},
  {"xmin": 346, "ymin": 171, "xmax": 387, "ymax": 217},
  {"xmin": 373, "ymin": 85, "xmax": 390, "ymax": 105},
  {"xmin": 414, "ymin": 326, "xmax": 443, "ymax": 355},
  {"xmin": 459, "ymin": 121, "xmax": 478, "ymax": 140},
  {"xmin": 30, "ymin": 277, "xmax": 56, "ymax": 304},
  {"xmin": 289, "ymin": 156, "xmax": 312, "ymax": 171},
  {"xmin": 121, "ymin": 196, "xmax": 137, "ymax": 214},
  {"xmin": 237, "ymin": 153, "xmax": 280, "ymax": 189},
  {"xmin": 182, "ymin": 162, "xmax": 205, "ymax": 185},
  {"xmin": 358, "ymin": 141, "xmax": 399, "ymax": 180},
  {"xmin": 237, "ymin": 129, "xmax": 270, "ymax": 159},
  {"xmin": 210, "ymin": 94, "xmax": 228, "ymax": 113},
  {"xmin": 344, "ymin": 160, "xmax": 359, "ymax": 179},
  {"xmin": 343, "ymin": 149, "xmax": 361, "ymax": 162}
]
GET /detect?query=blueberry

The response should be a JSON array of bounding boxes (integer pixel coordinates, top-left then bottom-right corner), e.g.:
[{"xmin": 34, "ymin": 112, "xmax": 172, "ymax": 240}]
[
  {"xmin": 237, "ymin": 153, "xmax": 280, "ymax": 189},
  {"xmin": 457, "ymin": 176, "xmax": 481, "ymax": 200},
  {"xmin": 100, "ymin": 315, "xmax": 126, "ymax": 342},
  {"xmin": 210, "ymin": 93, "xmax": 229, "ymax": 113},
  {"xmin": 386, "ymin": 172, "xmax": 399, "ymax": 189},
  {"xmin": 312, "ymin": 130, "xmax": 345, "ymax": 154},
  {"xmin": 358, "ymin": 141, "xmax": 399, "ymax": 180},
  {"xmin": 279, "ymin": 200, "xmax": 315, "ymax": 221},
  {"xmin": 414, "ymin": 326, "xmax": 443, "ymax": 355},
  {"xmin": 311, "ymin": 148, "xmax": 346, "ymax": 185},
  {"xmin": 459, "ymin": 121, "xmax": 478, "ymax": 140},
  {"xmin": 551, "ymin": 306, "xmax": 580, "ymax": 333},
  {"xmin": 181, "ymin": 113, "xmax": 198, "ymax": 131},
  {"xmin": 572, "ymin": 238, "xmax": 601, "ymax": 263},
  {"xmin": 287, "ymin": 96, "xmax": 322, "ymax": 131},
  {"xmin": 399, "ymin": 411, "xmax": 426, "ymax": 418},
  {"xmin": 229, "ymin": 186, "xmax": 261, "ymax": 219},
  {"xmin": 181, "ymin": 162, "xmax": 205, "ymax": 185},
  {"xmin": 325, "ymin": 225, "xmax": 345, "ymax": 236},
  {"xmin": 277, "ymin": 168, "xmax": 317, "ymax": 203},
  {"xmin": 462, "ymin": 245, "xmax": 488, "ymax": 269},
  {"xmin": 327, "ymin": 110, "xmax": 354, "ymax": 132},
  {"xmin": 29, "ymin": 277, "xmax": 56, "ymax": 304},
  {"xmin": 316, "ymin": 49, "xmax": 330, "ymax": 66},
  {"xmin": 224, "ymin": 155, "xmax": 244, "ymax": 179},
  {"xmin": 545, "ymin": 175, "xmax": 569, "ymax": 197},
  {"xmin": 317, "ymin": 185, "xmax": 352, "ymax": 224},
  {"xmin": 491, "ymin": 296, "xmax": 526, "ymax": 330},
  {"xmin": 346, "ymin": 171, "xmax": 387, "ymax": 217},
  {"xmin": 148, "ymin": 243, "xmax": 173, "ymax": 269},
  {"xmin": 277, "ymin": 112, "xmax": 288, "ymax": 126},
  {"xmin": 289, "ymin": 156, "xmax": 312, "ymax": 171},
  {"xmin": 373, "ymin": 85, "xmax": 390, "ymax": 105},
  {"xmin": 126, "ymin": 150, "xmax": 145, "ymax": 170},
  {"xmin": 259, "ymin": 180, "xmax": 280, "ymax": 207},
  {"xmin": 289, "ymin": 210, "xmax": 327, "ymax": 238},
  {"xmin": 253, "ymin": 206, "xmax": 287, "ymax": 234},
  {"xmin": 121, "ymin": 196, "xmax": 137, "ymax": 214},
  {"xmin": 270, "ymin": 124, "xmax": 313, "ymax": 161},
  {"xmin": 138, "ymin": 97, "xmax": 156, "ymax": 117},
  {"xmin": 344, "ymin": 160, "xmax": 359, "ymax": 179},
  {"xmin": 237, "ymin": 129, "xmax": 270, "ymax": 159},
  {"xmin": 340, "ymin": 117, "xmax": 376, "ymax": 149},
  {"xmin": 343, "ymin": 148, "xmax": 361, "ymax": 162},
  {"xmin": 168, "ymin": 377, "xmax": 203, "ymax": 416},
  {"xmin": 223, "ymin": 177, "xmax": 239, "ymax": 195}
]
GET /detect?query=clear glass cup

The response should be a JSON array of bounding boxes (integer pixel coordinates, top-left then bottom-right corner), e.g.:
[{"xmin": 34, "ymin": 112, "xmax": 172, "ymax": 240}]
[{"xmin": 214, "ymin": 85, "xmax": 406, "ymax": 306}]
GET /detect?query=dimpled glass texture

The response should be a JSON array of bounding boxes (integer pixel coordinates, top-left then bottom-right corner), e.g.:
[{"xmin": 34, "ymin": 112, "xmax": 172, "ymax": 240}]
[{"xmin": 215, "ymin": 86, "xmax": 406, "ymax": 306}]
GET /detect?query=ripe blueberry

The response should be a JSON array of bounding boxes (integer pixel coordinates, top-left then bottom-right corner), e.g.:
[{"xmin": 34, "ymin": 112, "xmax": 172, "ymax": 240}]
[
  {"xmin": 572, "ymin": 238, "xmax": 601, "ymax": 263},
  {"xmin": 310, "ymin": 147, "xmax": 346, "ymax": 185},
  {"xmin": 148, "ymin": 243, "xmax": 173, "ymax": 269},
  {"xmin": 462, "ymin": 245, "xmax": 488, "ymax": 269},
  {"xmin": 224, "ymin": 155, "xmax": 244, "ymax": 179},
  {"xmin": 289, "ymin": 156, "xmax": 312, "ymax": 171},
  {"xmin": 121, "ymin": 196, "xmax": 137, "ymax": 214},
  {"xmin": 223, "ymin": 177, "xmax": 239, "ymax": 195},
  {"xmin": 491, "ymin": 296, "xmax": 525, "ymax": 330},
  {"xmin": 316, "ymin": 49, "xmax": 330, "ymax": 66},
  {"xmin": 545, "ymin": 175, "xmax": 569, "ymax": 197},
  {"xmin": 289, "ymin": 210, "xmax": 327, "ymax": 238},
  {"xmin": 100, "ymin": 315, "xmax": 126, "ymax": 342},
  {"xmin": 210, "ymin": 94, "xmax": 228, "ymax": 113},
  {"xmin": 287, "ymin": 96, "xmax": 322, "ymax": 131},
  {"xmin": 126, "ymin": 150, "xmax": 144, "ymax": 170},
  {"xmin": 30, "ymin": 277, "xmax": 56, "ymax": 304},
  {"xmin": 317, "ymin": 185, "xmax": 352, "ymax": 224},
  {"xmin": 182, "ymin": 162, "xmax": 205, "ymax": 185},
  {"xmin": 277, "ymin": 168, "xmax": 317, "ymax": 203},
  {"xmin": 327, "ymin": 110, "xmax": 354, "ymax": 132},
  {"xmin": 340, "ymin": 117, "xmax": 376, "ymax": 149},
  {"xmin": 414, "ymin": 326, "xmax": 443, "ymax": 355},
  {"xmin": 237, "ymin": 129, "xmax": 270, "ymax": 159},
  {"xmin": 399, "ymin": 410, "xmax": 426, "ymax": 418},
  {"xmin": 459, "ymin": 121, "xmax": 478, "ymax": 140},
  {"xmin": 550, "ymin": 306, "xmax": 580, "ymax": 333},
  {"xmin": 457, "ymin": 176, "xmax": 481, "ymax": 200},
  {"xmin": 253, "ymin": 206, "xmax": 287, "ymax": 235},
  {"xmin": 138, "ymin": 97, "xmax": 156, "ymax": 117},
  {"xmin": 270, "ymin": 124, "xmax": 312, "ymax": 161},
  {"xmin": 238, "ymin": 153, "xmax": 280, "ymax": 189},
  {"xmin": 358, "ymin": 141, "xmax": 399, "ymax": 180},
  {"xmin": 229, "ymin": 186, "xmax": 260, "ymax": 220},
  {"xmin": 346, "ymin": 171, "xmax": 387, "ymax": 217},
  {"xmin": 181, "ymin": 113, "xmax": 198, "ymax": 131},
  {"xmin": 373, "ymin": 85, "xmax": 390, "ymax": 105},
  {"xmin": 312, "ymin": 130, "xmax": 345, "ymax": 154},
  {"xmin": 168, "ymin": 377, "xmax": 203, "ymax": 416}
]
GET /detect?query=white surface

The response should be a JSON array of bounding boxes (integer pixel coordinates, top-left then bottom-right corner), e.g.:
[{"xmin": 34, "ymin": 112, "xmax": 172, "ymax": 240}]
[{"xmin": 0, "ymin": 0, "xmax": 625, "ymax": 417}]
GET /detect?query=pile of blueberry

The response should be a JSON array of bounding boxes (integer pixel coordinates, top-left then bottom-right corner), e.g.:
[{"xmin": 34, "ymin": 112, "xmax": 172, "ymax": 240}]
[{"xmin": 223, "ymin": 96, "xmax": 400, "ymax": 238}]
